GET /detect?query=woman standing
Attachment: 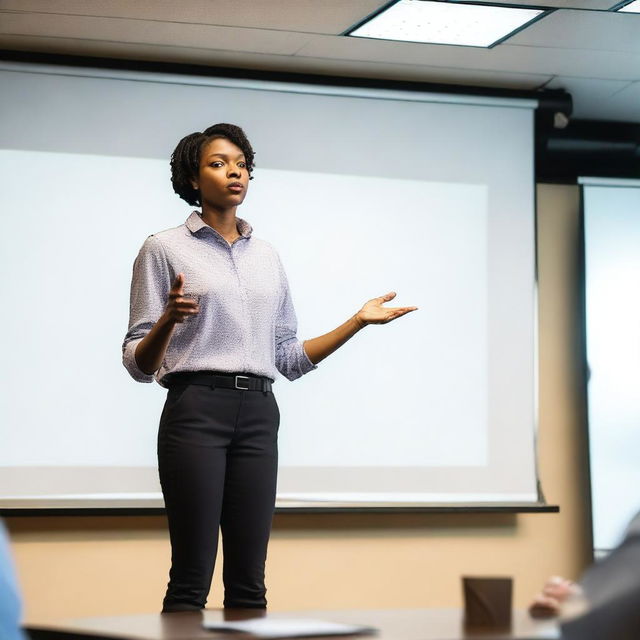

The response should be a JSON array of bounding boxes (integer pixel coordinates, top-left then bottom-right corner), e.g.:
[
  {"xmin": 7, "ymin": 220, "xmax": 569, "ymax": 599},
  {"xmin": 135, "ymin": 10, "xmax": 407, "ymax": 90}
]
[{"xmin": 122, "ymin": 123, "xmax": 417, "ymax": 612}]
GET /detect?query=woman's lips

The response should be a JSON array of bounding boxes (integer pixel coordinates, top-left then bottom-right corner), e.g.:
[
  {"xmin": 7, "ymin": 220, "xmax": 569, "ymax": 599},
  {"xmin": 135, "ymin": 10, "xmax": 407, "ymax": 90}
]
[{"xmin": 227, "ymin": 184, "xmax": 243, "ymax": 192}]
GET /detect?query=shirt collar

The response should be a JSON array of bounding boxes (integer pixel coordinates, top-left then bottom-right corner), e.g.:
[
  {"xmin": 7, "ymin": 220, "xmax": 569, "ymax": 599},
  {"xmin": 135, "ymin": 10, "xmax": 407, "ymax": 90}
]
[{"xmin": 185, "ymin": 211, "xmax": 253, "ymax": 240}]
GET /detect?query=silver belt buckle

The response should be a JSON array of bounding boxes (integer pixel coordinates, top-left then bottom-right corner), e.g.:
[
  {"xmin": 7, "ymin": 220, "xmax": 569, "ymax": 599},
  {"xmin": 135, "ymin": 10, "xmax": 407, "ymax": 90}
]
[{"xmin": 235, "ymin": 375, "xmax": 250, "ymax": 390}]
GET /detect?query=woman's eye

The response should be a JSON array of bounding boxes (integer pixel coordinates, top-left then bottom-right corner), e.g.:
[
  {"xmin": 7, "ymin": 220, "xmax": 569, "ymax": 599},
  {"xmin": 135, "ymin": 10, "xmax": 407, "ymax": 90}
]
[
  {"xmin": 210, "ymin": 162, "xmax": 223, "ymax": 168},
  {"xmin": 238, "ymin": 162, "xmax": 246, "ymax": 168}
]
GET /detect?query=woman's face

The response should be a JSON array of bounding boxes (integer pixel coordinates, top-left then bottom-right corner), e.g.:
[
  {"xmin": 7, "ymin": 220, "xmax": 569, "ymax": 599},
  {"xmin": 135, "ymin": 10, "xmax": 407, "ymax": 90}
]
[{"xmin": 193, "ymin": 137, "xmax": 249, "ymax": 210}]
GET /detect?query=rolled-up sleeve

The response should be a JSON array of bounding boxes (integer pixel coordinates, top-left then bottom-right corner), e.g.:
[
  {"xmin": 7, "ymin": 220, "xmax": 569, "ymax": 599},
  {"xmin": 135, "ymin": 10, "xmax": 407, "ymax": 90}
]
[
  {"xmin": 274, "ymin": 255, "xmax": 318, "ymax": 382},
  {"xmin": 122, "ymin": 235, "xmax": 170, "ymax": 383}
]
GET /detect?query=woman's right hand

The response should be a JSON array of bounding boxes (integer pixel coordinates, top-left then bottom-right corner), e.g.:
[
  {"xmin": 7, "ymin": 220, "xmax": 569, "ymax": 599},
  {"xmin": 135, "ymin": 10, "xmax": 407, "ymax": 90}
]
[{"xmin": 163, "ymin": 273, "xmax": 200, "ymax": 324}]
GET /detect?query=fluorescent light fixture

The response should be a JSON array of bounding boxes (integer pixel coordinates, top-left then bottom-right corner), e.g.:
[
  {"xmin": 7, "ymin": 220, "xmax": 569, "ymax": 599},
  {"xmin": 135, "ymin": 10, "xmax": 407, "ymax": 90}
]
[
  {"xmin": 347, "ymin": 0, "xmax": 548, "ymax": 48},
  {"xmin": 615, "ymin": 0, "xmax": 640, "ymax": 11}
]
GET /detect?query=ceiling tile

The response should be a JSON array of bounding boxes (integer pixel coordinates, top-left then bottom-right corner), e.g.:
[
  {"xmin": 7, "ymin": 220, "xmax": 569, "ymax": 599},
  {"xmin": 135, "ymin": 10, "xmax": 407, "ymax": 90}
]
[
  {"xmin": 586, "ymin": 80, "xmax": 640, "ymax": 120},
  {"xmin": 500, "ymin": 44, "xmax": 640, "ymax": 80},
  {"xmin": 507, "ymin": 8, "xmax": 640, "ymax": 53},
  {"xmin": 545, "ymin": 75, "xmax": 635, "ymax": 119},
  {"xmin": 0, "ymin": 12, "xmax": 311, "ymax": 55},
  {"xmin": 0, "ymin": 0, "xmax": 385, "ymax": 35},
  {"xmin": 296, "ymin": 33, "xmax": 640, "ymax": 81}
]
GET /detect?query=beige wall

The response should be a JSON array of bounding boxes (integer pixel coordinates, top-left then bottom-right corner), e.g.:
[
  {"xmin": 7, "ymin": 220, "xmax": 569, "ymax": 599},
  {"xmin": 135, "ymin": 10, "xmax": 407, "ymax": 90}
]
[{"xmin": 7, "ymin": 183, "xmax": 593, "ymax": 624}]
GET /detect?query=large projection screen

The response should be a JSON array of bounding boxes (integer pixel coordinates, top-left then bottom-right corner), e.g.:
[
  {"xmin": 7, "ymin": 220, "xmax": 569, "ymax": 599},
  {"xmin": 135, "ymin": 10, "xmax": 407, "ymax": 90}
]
[
  {"xmin": 0, "ymin": 61, "xmax": 538, "ymax": 509},
  {"xmin": 581, "ymin": 177, "xmax": 640, "ymax": 552}
]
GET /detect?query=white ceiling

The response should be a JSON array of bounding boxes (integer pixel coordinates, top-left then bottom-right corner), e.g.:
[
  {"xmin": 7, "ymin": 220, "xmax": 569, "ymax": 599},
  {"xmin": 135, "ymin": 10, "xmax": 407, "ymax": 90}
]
[{"xmin": 1, "ymin": 0, "xmax": 639, "ymax": 122}]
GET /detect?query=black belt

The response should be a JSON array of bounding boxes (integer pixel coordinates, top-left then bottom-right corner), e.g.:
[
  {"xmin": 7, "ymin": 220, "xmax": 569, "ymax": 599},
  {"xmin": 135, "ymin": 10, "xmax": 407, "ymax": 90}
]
[{"xmin": 166, "ymin": 371, "xmax": 273, "ymax": 393}]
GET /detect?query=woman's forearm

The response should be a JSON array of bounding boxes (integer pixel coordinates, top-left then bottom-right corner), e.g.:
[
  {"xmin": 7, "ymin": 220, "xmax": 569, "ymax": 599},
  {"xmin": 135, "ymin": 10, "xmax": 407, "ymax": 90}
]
[
  {"xmin": 302, "ymin": 291, "xmax": 417, "ymax": 365},
  {"xmin": 134, "ymin": 312, "xmax": 178, "ymax": 375},
  {"xmin": 303, "ymin": 313, "xmax": 366, "ymax": 365}
]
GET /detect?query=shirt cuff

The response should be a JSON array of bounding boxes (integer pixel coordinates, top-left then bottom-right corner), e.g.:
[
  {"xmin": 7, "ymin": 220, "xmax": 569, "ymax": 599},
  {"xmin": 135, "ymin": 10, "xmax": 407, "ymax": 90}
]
[
  {"xmin": 300, "ymin": 340, "xmax": 318, "ymax": 375},
  {"xmin": 122, "ymin": 339, "xmax": 155, "ymax": 383}
]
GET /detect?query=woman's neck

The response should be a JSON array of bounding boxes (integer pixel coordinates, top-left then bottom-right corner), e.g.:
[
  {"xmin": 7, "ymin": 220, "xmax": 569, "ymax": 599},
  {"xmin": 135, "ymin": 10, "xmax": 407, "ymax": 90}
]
[{"xmin": 200, "ymin": 205, "xmax": 239, "ymax": 239}]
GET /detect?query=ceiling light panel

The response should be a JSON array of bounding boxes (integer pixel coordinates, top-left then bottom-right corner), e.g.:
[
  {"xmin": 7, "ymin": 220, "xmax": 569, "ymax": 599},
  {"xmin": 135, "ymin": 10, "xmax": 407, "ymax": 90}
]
[{"xmin": 347, "ymin": 0, "xmax": 548, "ymax": 48}]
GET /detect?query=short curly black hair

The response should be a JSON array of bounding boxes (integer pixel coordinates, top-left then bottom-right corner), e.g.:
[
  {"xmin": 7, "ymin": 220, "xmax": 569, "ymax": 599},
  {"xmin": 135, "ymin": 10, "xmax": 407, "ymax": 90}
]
[{"xmin": 170, "ymin": 123, "xmax": 255, "ymax": 207}]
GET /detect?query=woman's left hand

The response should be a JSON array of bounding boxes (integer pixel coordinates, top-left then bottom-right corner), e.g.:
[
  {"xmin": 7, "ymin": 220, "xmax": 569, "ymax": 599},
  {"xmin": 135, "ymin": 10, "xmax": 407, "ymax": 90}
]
[{"xmin": 355, "ymin": 292, "xmax": 418, "ymax": 327}]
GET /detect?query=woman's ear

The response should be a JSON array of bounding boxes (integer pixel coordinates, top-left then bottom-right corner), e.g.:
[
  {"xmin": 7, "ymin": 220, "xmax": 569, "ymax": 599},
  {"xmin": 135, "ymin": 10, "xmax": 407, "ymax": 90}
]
[{"xmin": 191, "ymin": 180, "xmax": 199, "ymax": 191}]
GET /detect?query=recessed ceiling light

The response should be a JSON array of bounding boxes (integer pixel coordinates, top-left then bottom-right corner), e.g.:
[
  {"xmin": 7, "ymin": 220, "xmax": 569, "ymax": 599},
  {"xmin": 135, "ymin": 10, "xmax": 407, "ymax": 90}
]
[
  {"xmin": 614, "ymin": 0, "xmax": 640, "ymax": 11},
  {"xmin": 346, "ymin": 0, "xmax": 550, "ymax": 48}
]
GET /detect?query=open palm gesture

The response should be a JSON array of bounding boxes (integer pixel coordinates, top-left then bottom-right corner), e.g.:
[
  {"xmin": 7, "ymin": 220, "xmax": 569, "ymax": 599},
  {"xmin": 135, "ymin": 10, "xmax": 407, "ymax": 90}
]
[{"xmin": 356, "ymin": 292, "xmax": 418, "ymax": 327}]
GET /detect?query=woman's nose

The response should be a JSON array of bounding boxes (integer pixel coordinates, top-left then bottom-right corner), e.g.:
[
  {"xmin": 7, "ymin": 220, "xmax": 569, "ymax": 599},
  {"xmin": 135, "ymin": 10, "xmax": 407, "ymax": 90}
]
[{"xmin": 228, "ymin": 166, "xmax": 240, "ymax": 178}]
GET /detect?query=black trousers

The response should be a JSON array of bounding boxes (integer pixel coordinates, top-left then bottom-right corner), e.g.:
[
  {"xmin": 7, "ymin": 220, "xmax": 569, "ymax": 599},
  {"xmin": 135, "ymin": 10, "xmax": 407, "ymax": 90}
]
[{"xmin": 157, "ymin": 380, "xmax": 280, "ymax": 612}]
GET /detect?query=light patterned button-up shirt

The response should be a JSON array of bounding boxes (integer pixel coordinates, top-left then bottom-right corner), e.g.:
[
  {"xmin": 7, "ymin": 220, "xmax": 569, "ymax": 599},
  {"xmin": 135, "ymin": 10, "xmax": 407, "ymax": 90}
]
[{"xmin": 122, "ymin": 211, "xmax": 317, "ymax": 387}]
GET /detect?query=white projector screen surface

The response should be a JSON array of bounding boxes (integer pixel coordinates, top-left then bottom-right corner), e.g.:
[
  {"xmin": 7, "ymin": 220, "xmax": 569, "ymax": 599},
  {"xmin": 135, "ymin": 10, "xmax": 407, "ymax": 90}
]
[
  {"xmin": 582, "ymin": 178, "xmax": 640, "ymax": 551},
  {"xmin": 0, "ymin": 63, "xmax": 538, "ymax": 508}
]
